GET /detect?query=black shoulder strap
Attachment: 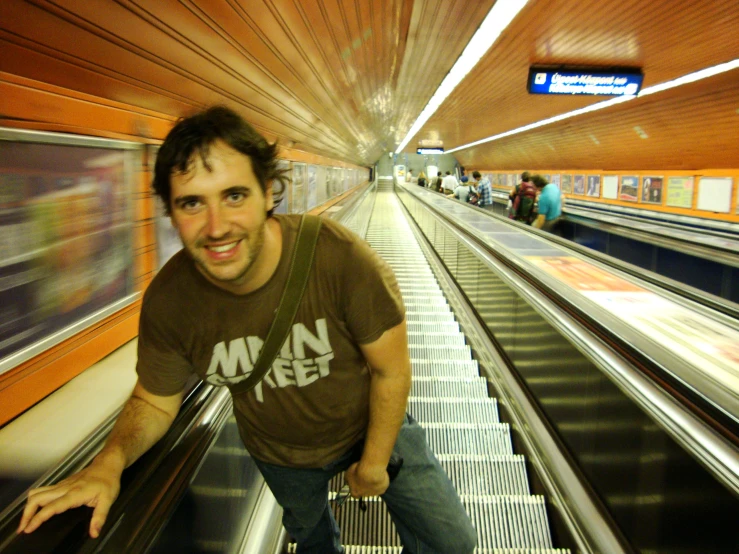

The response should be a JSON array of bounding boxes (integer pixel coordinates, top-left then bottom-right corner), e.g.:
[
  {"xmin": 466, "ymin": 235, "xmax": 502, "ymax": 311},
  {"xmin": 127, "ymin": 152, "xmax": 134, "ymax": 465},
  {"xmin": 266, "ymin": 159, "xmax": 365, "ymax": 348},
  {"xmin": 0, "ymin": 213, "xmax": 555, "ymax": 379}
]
[{"xmin": 227, "ymin": 214, "xmax": 322, "ymax": 396}]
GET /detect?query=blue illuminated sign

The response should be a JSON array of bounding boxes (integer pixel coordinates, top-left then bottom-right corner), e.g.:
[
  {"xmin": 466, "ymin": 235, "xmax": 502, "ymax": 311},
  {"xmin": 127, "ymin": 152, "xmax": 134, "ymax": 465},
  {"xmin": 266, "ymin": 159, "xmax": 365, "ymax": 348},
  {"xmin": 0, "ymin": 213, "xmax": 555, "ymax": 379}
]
[
  {"xmin": 528, "ymin": 67, "xmax": 643, "ymax": 96},
  {"xmin": 417, "ymin": 148, "xmax": 444, "ymax": 154}
]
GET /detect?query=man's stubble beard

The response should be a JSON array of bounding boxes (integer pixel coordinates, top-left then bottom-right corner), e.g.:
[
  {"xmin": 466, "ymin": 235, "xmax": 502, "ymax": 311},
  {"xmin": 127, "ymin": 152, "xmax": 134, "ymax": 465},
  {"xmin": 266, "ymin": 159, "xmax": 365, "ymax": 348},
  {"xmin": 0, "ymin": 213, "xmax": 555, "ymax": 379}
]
[{"xmin": 191, "ymin": 218, "xmax": 267, "ymax": 287}]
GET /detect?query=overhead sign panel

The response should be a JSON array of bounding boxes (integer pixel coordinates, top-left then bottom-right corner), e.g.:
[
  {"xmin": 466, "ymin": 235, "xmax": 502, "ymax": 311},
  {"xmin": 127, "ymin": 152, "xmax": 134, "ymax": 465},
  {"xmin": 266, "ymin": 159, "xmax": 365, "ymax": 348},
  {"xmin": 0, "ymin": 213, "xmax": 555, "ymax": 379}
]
[
  {"xmin": 417, "ymin": 147, "xmax": 444, "ymax": 154},
  {"xmin": 528, "ymin": 66, "xmax": 643, "ymax": 96}
]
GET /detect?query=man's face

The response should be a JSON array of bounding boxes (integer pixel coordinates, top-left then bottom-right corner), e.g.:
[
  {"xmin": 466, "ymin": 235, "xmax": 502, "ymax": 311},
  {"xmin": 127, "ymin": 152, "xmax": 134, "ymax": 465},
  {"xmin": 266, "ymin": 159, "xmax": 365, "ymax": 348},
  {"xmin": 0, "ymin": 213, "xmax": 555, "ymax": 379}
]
[{"xmin": 170, "ymin": 140, "xmax": 275, "ymax": 293}]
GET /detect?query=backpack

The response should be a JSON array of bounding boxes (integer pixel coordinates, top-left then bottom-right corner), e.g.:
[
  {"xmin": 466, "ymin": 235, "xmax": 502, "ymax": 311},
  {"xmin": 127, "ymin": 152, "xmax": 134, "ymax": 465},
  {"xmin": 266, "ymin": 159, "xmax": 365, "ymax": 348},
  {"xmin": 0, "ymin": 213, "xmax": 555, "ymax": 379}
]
[
  {"xmin": 467, "ymin": 186, "xmax": 479, "ymax": 206},
  {"xmin": 516, "ymin": 183, "xmax": 537, "ymax": 222}
]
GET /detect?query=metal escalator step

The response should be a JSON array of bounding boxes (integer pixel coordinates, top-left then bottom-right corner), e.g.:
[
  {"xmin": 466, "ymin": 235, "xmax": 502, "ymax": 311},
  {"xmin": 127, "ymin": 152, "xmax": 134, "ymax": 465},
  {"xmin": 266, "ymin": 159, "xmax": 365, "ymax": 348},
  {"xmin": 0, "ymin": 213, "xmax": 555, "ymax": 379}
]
[
  {"xmin": 438, "ymin": 456, "xmax": 529, "ymax": 496},
  {"xmin": 322, "ymin": 495, "xmax": 556, "ymax": 550},
  {"xmin": 408, "ymin": 397, "xmax": 499, "ymax": 424},
  {"xmin": 424, "ymin": 424, "xmax": 513, "ymax": 456},
  {"xmin": 404, "ymin": 303, "xmax": 453, "ymax": 314},
  {"xmin": 406, "ymin": 321, "xmax": 461, "ymax": 334},
  {"xmin": 401, "ymin": 293, "xmax": 447, "ymax": 302},
  {"xmin": 405, "ymin": 312, "xmax": 458, "ymax": 323},
  {"xmin": 326, "ymin": 455, "xmax": 527, "ymax": 497},
  {"xmin": 411, "ymin": 359, "xmax": 479, "ymax": 378},
  {"xmin": 409, "ymin": 344, "xmax": 471, "ymax": 360},
  {"xmin": 411, "ymin": 377, "xmax": 488, "ymax": 398},
  {"xmin": 464, "ymin": 496, "xmax": 554, "ymax": 550},
  {"xmin": 407, "ymin": 332, "xmax": 466, "ymax": 346},
  {"xmin": 301, "ymin": 541, "xmax": 573, "ymax": 553}
]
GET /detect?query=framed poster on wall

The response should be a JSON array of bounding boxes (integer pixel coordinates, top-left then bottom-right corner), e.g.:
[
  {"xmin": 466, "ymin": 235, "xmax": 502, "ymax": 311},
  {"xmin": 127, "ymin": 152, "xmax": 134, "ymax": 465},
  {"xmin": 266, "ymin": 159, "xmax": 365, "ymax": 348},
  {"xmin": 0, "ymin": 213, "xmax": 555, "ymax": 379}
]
[
  {"xmin": 573, "ymin": 175, "xmax": 585, "ymax": 195},
  {"xmin": 292, "ymin": 162, "xmax": 307, "ymax": 213},
  {"xmin": 273, "ymin": 159, "xmax": 290, "ymax": 214},
  {"xmin": 620, "ymin": 175, "xmax": 639, "ymax": 202},
  {"xmin": 602, "ymin": 175, "xmax": 619, "ymax": 199},
  {"xmin": 666, "ymin": 176, "xmax": 694, "ymax": 208},
  {"xmin": 586, "ymin": 175, "xmax": 601, "ymax": 197},
  {"xmin": 561, "ymin": 175, "xmax": 573, "ymax": 193},
  {"xmin": 697, "ymin": 177, "xmax": 732, "ymax": 213},
  {"xmin": 0, "ymin": 127, "xmax": 138, "ymax": 372},
  {"xmin": 550, "ymin": 174, "xmax": 561, "ymax": 189},
  {"xmin": 306, "ymin": 164, "xmax": 317, "ymax": 210},
  {"xmin": 641, "ymin": 176, "xmax": 664, "ymax": 204}
]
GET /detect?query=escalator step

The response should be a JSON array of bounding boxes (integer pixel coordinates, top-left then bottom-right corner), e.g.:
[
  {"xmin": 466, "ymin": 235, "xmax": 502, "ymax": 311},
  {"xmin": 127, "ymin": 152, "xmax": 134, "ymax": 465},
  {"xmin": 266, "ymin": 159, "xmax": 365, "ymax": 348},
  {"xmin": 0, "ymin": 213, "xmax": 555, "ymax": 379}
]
[
  {"xmin": 410, "ymin": 359, "xmax": 479, "ymax": 378},
  {"xmin": 408, "ymin": 397, "xmax": 499, "ymax": 424},
  {"xmin": 411, "ymin": 377, "xmax": 488, "ymax": 398}
]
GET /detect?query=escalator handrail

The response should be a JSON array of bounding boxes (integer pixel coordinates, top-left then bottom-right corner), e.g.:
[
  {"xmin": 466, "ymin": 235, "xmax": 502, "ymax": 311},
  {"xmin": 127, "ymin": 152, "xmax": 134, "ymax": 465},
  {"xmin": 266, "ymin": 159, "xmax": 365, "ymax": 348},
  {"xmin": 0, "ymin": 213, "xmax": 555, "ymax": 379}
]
[
  {"xmin": 465, "ymin": 185, "xmax": 739, "ymax": 319},
  {"xmin": 0, "ymin": 383, "xmax": 218, "ymax": 551},
  {"xmin": 399, "ymin": 183, "xmax": 739, "ymax": 497},
  {"xmin": 403, "ymin": 182, "xmax": 739, "ymax": 423}
]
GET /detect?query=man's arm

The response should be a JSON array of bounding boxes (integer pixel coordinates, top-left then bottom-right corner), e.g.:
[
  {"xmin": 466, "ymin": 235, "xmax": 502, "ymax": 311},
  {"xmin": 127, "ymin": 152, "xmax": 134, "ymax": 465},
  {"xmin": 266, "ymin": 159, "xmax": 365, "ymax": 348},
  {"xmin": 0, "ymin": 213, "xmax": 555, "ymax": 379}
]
[
  {"xmin": 345, "ymin": 320, "xmax": 411, "ymax": 498},
  {"xmin": 19, "ymin": 380, "xmax": 184, "ymax": 538},
  {"xmin": 532, "ymin": 213, "xmax": 546, "ymax": 229}
]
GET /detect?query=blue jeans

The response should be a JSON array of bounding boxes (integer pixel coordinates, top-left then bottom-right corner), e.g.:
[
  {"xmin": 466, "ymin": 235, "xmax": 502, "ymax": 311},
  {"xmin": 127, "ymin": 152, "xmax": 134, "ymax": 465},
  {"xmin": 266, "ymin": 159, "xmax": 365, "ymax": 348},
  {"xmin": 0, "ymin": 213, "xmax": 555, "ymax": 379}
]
[{"xmin": 254, "ymin": 414, "xmax": 477, "ymax": 554}]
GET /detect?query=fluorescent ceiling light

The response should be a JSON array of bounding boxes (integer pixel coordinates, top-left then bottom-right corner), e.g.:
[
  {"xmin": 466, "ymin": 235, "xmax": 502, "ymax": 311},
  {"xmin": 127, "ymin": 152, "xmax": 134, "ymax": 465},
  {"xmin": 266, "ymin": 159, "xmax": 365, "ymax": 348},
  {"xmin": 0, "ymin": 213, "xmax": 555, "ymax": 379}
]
[
  {"xmin": 394, "ymin": 0, "xmax": 530, "ymax": 154},
  {"xmin": 446, "ymin": 58, "xmax": 739, "ymax": 153}
]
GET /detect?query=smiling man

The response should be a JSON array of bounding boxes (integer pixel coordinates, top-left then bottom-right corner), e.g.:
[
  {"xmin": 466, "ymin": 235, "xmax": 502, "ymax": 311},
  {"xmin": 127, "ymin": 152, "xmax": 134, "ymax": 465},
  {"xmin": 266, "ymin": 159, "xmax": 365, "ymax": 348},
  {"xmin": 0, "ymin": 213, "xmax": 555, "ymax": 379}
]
[{"xmin": 19, "ymin": 106, "xmax": 476, "ymax": 554}]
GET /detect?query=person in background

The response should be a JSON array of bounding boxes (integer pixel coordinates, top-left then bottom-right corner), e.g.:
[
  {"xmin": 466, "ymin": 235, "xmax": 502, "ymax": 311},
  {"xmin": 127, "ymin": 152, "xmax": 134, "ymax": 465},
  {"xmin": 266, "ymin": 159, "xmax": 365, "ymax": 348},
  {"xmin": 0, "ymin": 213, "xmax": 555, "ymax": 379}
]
[
  {"xmin": 417, "ymin": 171, "xmax": 427, "ymax": 188},
  {"xmin": 509, "ymin": 174, "xmax": 537, "ymax": 224},
  {"xmin": 441, "ymin": 171, "xmax": 459, "ymax": 195},
  {"xmin": 18, "ymin": 106, "xmax": 477, "ymax": 554},
  {"xmin": 531, "ymin": 174, "xmax": 562, "ymax": 233},
  {"xmin": 449, "ymin": 175, "xmax": 475, "ymax": 203},
  {"xmin": 473, "ymin": 171, "xmax": 493, "ymax": 210},
  {"xmin": 431, "ymin": 171, "xmax": 443, "ymax": 192},
  {"xmin": 406, "ymin": 169, "xmax": 413, "ymax": 183},
  {"xmin": 508, "ymin": 172, "xmax": 530, "ymax": 216}
]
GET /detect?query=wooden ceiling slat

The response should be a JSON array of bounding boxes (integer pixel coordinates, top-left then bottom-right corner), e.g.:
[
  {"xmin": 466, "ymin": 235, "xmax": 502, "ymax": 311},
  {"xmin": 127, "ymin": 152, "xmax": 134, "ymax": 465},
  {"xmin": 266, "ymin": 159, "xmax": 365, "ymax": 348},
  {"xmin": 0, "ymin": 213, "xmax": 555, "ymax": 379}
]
[{"xmin": 2, "ymin": 0, "xmax": 737, "ymax": 169}]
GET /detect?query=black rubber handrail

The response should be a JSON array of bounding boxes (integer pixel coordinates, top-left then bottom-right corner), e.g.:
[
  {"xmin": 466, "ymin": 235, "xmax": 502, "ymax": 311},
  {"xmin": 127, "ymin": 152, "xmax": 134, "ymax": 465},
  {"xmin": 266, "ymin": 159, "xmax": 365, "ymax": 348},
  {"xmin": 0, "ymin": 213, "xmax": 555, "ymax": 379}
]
[{"xmin": 0, "ymin": 381, "xmax": 214, "ymax": 553}]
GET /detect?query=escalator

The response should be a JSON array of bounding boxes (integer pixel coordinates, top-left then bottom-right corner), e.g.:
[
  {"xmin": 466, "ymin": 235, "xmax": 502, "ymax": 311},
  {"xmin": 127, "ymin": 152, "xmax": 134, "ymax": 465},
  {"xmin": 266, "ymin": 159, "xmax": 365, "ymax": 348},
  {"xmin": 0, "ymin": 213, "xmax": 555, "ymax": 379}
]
[
  {"xmin": 1, "ymin": 179, "xmax": 736, "ymax": 553},
  {"xmin": 306, "ymin": 181, "xmax": 568, "ymax": 552}
]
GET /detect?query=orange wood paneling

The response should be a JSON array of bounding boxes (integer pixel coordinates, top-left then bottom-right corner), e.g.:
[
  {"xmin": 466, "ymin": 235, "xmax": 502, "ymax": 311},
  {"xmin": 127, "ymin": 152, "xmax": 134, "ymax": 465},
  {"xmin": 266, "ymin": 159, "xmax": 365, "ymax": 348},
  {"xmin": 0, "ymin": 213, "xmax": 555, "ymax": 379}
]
[
  {"xmin": 0, "ymin": 303, "xmax": 140, "ymax": 426},
  {"xmin": 413, "ymin": 0, "xmax": 739, "ymax": 157},
  {"xmin": 0, "ymin": 73, "xmax": 175, "ymax": 141}
]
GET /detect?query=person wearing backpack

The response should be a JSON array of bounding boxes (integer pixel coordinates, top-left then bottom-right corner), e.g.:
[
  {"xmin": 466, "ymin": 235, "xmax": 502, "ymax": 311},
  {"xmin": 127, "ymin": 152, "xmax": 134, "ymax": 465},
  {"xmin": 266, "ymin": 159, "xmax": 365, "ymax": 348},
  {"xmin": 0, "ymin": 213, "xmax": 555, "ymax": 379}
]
[
  {"xmin": 531, "ymin": 174, "xmax": 562, "ymax": 233},
  {"xmin": 431, "ymin": 171, "xmax": 443, "ymax": 192},
  {"xmin": 449, "ymin": 177, "xmax": 477, "ymax": 204},
  {"xmin": 417, "ymin": 171, "xmax": 427, "ymax": 188},
  {"xmin": 510, "ymin": 173, "xmax": 537, "ymax": 224}
]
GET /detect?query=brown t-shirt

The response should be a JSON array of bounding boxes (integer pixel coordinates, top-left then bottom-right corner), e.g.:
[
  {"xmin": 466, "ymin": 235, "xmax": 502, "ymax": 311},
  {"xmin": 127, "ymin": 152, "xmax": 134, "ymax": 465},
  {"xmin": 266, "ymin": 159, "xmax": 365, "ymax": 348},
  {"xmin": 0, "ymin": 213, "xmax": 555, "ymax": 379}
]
[{"xmin": 136, "ymin": 215, "xmax": 404, "ymax": 467}]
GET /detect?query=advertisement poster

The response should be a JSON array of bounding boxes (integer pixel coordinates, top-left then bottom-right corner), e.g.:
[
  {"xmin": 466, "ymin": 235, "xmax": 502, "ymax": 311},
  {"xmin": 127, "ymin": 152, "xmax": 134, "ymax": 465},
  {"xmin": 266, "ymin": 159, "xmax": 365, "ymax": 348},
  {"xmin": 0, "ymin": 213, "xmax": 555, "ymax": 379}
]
[
  {"xmin": 586, "ymin": 175, "xmax": 601, "ymax": 197},
  {"xmin": 697, "ymin": 177, "xmax": 732, "ymax": 213},
  {"xmin": 292, "ymin": 162, "xmax": 306, "ymax": 213},
  {"xmin": 666, "ymin": 176, "xmax": 694, "ymax": 208},
  {"xmin": 620, "ymin": 175, "xmax": 639, "ymax": 201},
  {"xmin": 526, "ymin": 256, "xmax": 643, "ymax": 292},
  {"xmin": 573, "ymin": 175, "xmax": 585, "ymax": 195},
  {"xmin": 602, "ymin": 175, "xmax": 619, "ymax": 199},
  {"xmin": 315, "ymin": 165, "xmax": 327, "ymax": 204},
  {"xmin": 561, "ymin": 175, "xmax": 573, "ymax": 194},
  {"xmin": 273, "ymin": 160, "xmax": 290, "ymax": 214},
  {"xmin": 0, "ymin": 138, "xmax": 135, "ymax": 365},
  {"xmin": 550, "ymin": 174, "xmax": 561, "ymax": 189},
  {"xmin": 641, "ymin": 176, "xmax": 663, "ymax": 204},
  {"xmin": 305, "ymin": 164, "xmax": 317, "ymax": 210}
]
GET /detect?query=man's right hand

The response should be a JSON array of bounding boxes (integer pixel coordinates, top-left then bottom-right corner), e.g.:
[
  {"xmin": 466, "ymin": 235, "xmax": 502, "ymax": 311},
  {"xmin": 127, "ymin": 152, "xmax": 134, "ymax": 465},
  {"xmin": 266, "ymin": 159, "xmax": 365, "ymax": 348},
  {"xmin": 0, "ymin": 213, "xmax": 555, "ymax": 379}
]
[{"xmin": 18, "ymin": 453, "xmax": 124, "ymax": 539}]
